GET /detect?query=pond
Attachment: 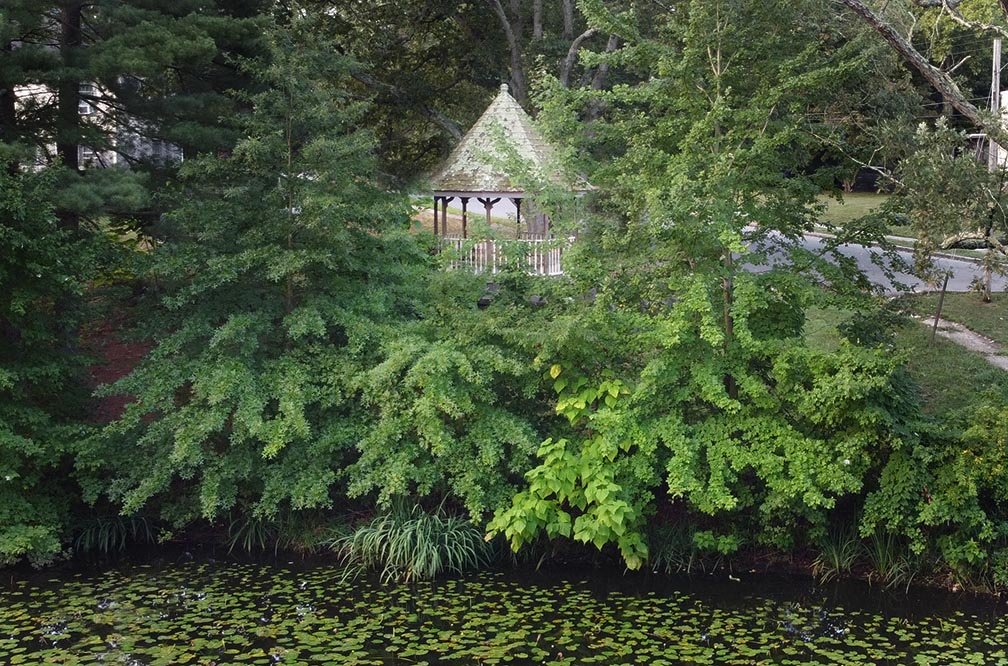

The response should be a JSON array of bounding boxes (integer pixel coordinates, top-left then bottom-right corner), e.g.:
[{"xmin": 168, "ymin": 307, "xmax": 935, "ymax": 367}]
[{"xmin": 1, "ymin": 559, "xmax": 1006, "ymax": 665}]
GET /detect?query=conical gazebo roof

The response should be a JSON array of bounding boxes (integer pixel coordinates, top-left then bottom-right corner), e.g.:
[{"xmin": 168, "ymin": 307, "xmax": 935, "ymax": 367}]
[{"xmin": 429, "ymin": 84, "xmax": 560, "ymax": 197}]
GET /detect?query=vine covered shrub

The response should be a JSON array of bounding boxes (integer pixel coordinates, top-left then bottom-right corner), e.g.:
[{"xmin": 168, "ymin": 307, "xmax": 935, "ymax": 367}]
[{"xmin": 863, "ymin": 398, "xmax": 1008, "ymax": 582}]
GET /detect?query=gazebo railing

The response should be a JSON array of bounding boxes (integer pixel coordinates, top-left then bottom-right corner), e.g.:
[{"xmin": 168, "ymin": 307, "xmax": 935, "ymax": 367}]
[{"xmin": 441, "ymin": 236, "xmax": 572, "ymax": 276}]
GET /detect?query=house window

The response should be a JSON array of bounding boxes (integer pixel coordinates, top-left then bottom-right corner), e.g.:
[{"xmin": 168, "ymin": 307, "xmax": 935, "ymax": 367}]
[{"xmin": 78, "ymin": 83, "xmax": 96, "ymax": 115}]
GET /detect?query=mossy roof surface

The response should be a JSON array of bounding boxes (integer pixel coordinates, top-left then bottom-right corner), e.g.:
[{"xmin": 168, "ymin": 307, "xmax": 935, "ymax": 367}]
[{"xmin": 429, "ymin": 84, "xmax": 559, "ymax": 195}]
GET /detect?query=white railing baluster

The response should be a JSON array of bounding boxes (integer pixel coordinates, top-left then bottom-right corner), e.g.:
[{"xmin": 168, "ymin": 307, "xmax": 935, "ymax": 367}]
[{"xmin": 440, "ymin": 235, "xmax": 571, "ymax": 277}]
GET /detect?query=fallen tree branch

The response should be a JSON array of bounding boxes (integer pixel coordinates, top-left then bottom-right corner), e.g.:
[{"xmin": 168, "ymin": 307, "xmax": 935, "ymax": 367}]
[{"xmin": 837, "ymin": 0, "xmax": 1008, "ymax": 146}]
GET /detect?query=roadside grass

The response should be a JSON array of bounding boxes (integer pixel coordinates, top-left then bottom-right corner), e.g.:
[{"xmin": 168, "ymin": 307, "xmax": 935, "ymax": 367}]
[
  {"xmin": 817, "ymin": 192, "xmax": 902, "ymax": 231},
  {"xmin": 805, "ymin": 304, "xmax": 1008, "ymax": 417},
  {"xmin": 895, "ymin": 321, "xmax": 1008, "ymax": 416},
  {"xmin": 816, "ymin": 193, "xmax": 999, "ymax": 259},
  {"xmin": 896, "ymin": 292, "xmax": 1008, "ymax": 347}
]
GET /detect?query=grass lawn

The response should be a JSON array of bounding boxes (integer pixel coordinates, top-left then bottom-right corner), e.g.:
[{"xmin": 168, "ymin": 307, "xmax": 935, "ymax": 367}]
[
  {"xmin": 896, "ymin": 322, "xmax": 1008, "ymax": 416},
  {"xmin": 412, "ymin": 204, "xmax": 517, "ymax": 237},
  {"xmin": 897, "ymin": 292, "xmax": 1008, "ymax": 347},
  {"xmin": 805, "ymin": 305, "xmax": 1008, "ymax": 417},
  {"xmin": 817, "ymin": 192, "xmax": 899, "ymax": 229}
]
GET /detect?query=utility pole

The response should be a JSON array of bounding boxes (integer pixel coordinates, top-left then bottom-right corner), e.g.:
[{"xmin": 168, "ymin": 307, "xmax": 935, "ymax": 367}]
[
  {"xmin": 984, "ymin": 37, "xmax": 1002, "ymax": 303},
  {"xmin": 991, "ymin": 37, "xmax": 1002, "ymax": 172}
]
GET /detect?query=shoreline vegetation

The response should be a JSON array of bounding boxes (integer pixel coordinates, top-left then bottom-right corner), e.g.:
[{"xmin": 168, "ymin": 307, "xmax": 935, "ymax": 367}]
[
  {"xmin": 45, "ymin": 291, "xmax": 1007, "ymax": 598},
  {"xmin": 8, "ymin": 2, "xmax": 1008, "ymax": 629}
]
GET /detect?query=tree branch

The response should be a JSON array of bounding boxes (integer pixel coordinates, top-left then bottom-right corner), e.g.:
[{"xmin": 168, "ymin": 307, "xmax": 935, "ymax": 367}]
[
  {"xmin": 559, "ymin": 27, "xmax": 599, "ymax": 87},
  {"xmin": 837, "ymin": 0, "xmax": 1008, "ymax": 146},
  {"xmin": 937, "ymin": 0, "xmax": 1008, "ymax": 40},
  {"xmin": 350, "ymin": 70, "xmax": 462, "ymax": 141}
]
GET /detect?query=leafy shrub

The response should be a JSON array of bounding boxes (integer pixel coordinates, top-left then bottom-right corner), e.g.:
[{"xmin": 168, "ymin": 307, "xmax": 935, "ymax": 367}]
[{"xmin": 334, "ymin": 503, "xmax": 493, "ymax": 582}]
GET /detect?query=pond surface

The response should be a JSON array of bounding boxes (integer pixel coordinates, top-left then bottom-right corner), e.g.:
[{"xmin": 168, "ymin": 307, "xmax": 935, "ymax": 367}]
[{"xmin": 1, "ymin": 559, "xmax": 1006, "ymax": 665}]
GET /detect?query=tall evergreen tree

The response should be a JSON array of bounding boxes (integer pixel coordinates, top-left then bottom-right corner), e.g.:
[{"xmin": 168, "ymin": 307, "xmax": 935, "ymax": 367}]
[
  {"xmin": 0, "ymin": 167, "xmax": 94, "ymax": 564},
  {"xmin": 94, "ymin": 15, "xmax": 429, "ymax": 526}
]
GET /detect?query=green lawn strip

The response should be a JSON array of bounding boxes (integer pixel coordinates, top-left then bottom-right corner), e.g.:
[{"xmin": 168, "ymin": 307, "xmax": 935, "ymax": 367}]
[
  {"xmin": 816, "ymin": 194, "xmax": 1007, "ymax": 262},
  {"xmin": 818, "ymin": 192, "xmax": 891, "ymax": 225},
  {"xmin": 898, "ymin": 293, "xmax": 1008, "ymax": 347},
  {"xmin": 896, "ymin": 322, "xmax": 1008, "ymax": 416}
]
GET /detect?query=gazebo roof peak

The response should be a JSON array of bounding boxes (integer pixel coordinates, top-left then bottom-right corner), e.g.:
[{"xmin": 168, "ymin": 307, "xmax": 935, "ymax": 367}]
[{"xmin": 428, "ymin": 82, "xmax": 560, "ymax": 197}]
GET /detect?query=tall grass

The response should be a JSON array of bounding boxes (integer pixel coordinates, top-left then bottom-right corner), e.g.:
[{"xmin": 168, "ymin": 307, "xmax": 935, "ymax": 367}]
[
  {"xmin": 226, "ymin": 515, "xmax": 276, "ymax": 554},
  {"xmin": 333, "ymin": 504, "xmax": 492, "ymax": 583},
  {"xmin": 651, "ymin": 524, "xmax": 701, "ymax": 574},
  {"xmin": 812, "ymin": 527, "xmax": 860, "ymax": 583},
  {"xmin": 864, "ymin": 531, "xmax": 922, "ymax": 591},
  {"xmin": 74, "ymin": 516, "xmax": 156, "ymax": 553}
]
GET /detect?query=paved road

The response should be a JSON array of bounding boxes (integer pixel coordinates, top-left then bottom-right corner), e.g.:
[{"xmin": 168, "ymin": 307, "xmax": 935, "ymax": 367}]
[{"xmin": 797, "ymin": 234, "xmax": 1006, "ymax": 293}]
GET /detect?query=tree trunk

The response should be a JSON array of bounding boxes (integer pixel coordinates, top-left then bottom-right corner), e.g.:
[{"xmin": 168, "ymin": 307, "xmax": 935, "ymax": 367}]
[
  {"xmin": 57, "ymin": 0, "xmax": 83, "ymax": 230},
  {"xmin": 1, "ymin": 40, "xmax": 17, "ymax": 175},
  {"xmin": 560, "ymin": 28, "xmax": 598, "ymax": 88},
  {"xmin": 486, "ymin": 0, "xmax": 529, "ymax": 106},
  {"xmin": 591, "ymin": 34, "xmax": 619, "ymax": 90},
  {"xmin": 533, "ymin": 0, "xmax": 543, "ymax": 39},
  {"xmin": 562, "ymin": 0, "xmax": 575, "ymax": 40},
  {"xmin": 586, "ymin": 34, "xmax": 619, "ymax": 120}
]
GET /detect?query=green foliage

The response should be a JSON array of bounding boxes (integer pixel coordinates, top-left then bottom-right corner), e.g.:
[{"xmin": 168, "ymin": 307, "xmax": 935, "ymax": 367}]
[
  {"xmin": 92, "ymin": 15, "xmax": 548, "ymax": 537},
  {"xmin": 891, "ymin": 119, "xmax": 1008, "ymax": 292},
  {"xmin": 488, "ymin": 367, "xmax": 650, "ymax": 569},
  {"xmin": 0, "ymin": 167, "xmax": 95, "ymax": 565},
  {"xmin": 334, "ymin": 503, "xmax": 493, "ymax": 582},
  {"xmin": 342, "ymin": 271, "xmax": 544, "ymax": 520},
  {"xmin": 862, "ymin": 398, "xmax": 1008, "ymax": 580},
  {"xmin": 92, "ymin": 18, "xmax": 425, "ymax": 526},
  {"xmin": 73, "ymin": 515, "xmax": 156, "ymax": 554},
  {"xmin": 489, "ymin": 0, "xmax": 920, "ymax": 567}
]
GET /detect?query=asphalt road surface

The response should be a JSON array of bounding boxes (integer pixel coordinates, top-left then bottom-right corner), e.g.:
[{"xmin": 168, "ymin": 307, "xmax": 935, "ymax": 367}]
[{"xmin": 797, "ymin": 234, "xmax": 1006, "ymax": 294}]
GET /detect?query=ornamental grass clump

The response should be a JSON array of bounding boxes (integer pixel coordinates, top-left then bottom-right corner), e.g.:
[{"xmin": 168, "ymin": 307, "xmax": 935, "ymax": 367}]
[
  {"xmin": 812, "ymin": 527, "xmax": 860, "ymax": 583},
  {"xmin": 333, "ymin": 503, "xmax": 492, "ymax": 582}
]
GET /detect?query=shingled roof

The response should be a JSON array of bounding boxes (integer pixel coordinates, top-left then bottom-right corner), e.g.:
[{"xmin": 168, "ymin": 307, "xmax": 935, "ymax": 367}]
[{"xmin": 429, "ymin": 84, "xmax": 560, "ymax": 196}]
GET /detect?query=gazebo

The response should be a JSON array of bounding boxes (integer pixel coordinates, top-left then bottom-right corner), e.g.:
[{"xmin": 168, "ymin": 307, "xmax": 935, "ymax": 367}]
[
  {"xmin": 429, "ymin": 83, "xmax": 561, "ymax": 239},
  {"xmin": 428, "ymin": 84, "xmax": 581, "ymax": 275}
]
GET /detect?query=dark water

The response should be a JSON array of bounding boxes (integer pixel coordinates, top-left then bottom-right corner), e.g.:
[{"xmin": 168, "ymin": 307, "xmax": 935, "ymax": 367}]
[{"xmin": 1, "ymin": 558, "xmax": 1005, "ymax": 665}]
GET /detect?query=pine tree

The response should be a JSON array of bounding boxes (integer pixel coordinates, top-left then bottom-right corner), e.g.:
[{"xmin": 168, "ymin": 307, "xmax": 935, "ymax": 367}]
[{"xmin": 95, "ymin": 16, "xmax": 429, "ymax": 525}]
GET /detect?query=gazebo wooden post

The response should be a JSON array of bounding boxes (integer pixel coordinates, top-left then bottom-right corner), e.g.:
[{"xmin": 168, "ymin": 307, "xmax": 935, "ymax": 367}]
[
  {"xmin": 460, "ymin": 197, "xmax": 470, "ymax": 239},
  {"xmin": 433, "ymin": 196, "xmax": 439, "ymax": 236},
  {"xmin": 513, "ymin": 197, "xmax": 523, "ymax": 239},
  {"xmin": 441, "ymin": 196, "xmax": 454, "ymax": 237},
  {"xmin": 477, "ymin": 197, "xmax": 500, "ymax": 228}
]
